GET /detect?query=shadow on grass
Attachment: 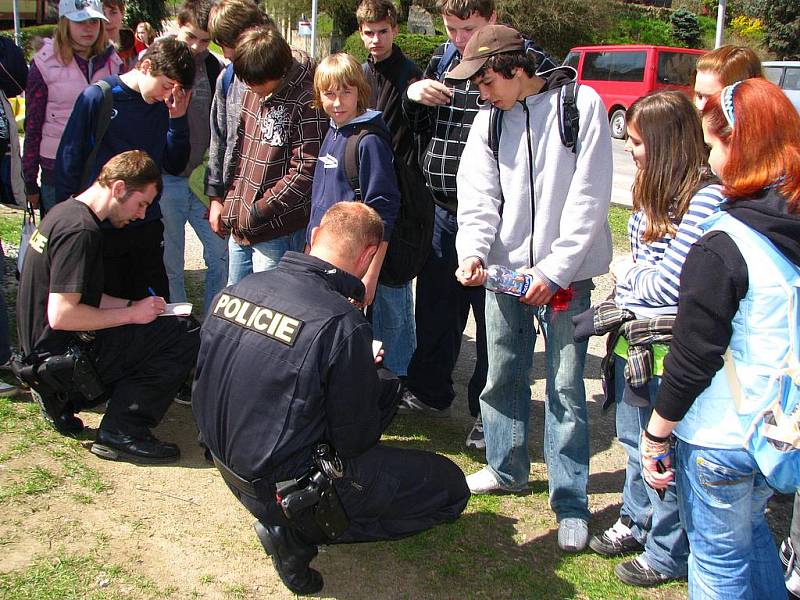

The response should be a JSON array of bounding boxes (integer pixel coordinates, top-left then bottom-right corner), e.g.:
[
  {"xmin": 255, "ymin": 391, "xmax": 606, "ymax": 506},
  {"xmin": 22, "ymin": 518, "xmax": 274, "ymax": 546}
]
[{"xmin": 315, "ymin": 502, "xmax": 659, "ymax": 600}]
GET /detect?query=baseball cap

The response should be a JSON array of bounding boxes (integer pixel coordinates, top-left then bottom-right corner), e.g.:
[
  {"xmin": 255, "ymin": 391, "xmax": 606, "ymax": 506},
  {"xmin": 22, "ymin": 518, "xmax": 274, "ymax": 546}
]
[
  {"xmin": 446, "ymin": 25, "xmax": 524, "ymax": 81},
  {"xmin": 59, "ymin": 0, "xmax": 108, "ymax": 22}
]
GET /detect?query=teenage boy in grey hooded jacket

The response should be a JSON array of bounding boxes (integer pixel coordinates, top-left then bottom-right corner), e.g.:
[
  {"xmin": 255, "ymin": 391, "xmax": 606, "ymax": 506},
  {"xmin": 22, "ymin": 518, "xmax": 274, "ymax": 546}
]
[{"xmin": 451, "ymin": 25, "xmax": 612, "ymax": 553}]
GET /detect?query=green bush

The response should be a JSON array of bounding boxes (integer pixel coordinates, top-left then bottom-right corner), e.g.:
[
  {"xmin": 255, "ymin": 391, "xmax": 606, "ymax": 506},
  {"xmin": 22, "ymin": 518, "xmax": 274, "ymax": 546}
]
[
  {"xmin": 498, "ymin": 0, "xmax": 611, "ymax": 61},
  {"xmin": 0, "ymin": 24, "xmax": 57, "ymax": 61},
  {"xmin": 342, "ymin": 32, "xmax": 447, "ymax": 71},
  {"xmin": 604, "ymin": 15, "xmax": 674, "ymax": 45},
  {"xmin": 396, "ymin": 33, "xmax": 448, "ymax": 70},
  {"xmin": 342, "ymin": 32, "xmax": 368, "ymax": 62}
]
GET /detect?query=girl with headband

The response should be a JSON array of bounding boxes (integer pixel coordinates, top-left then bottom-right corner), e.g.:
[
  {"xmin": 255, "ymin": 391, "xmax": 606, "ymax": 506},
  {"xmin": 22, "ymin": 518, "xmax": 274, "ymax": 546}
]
[{"xmin": 641, "ymin": 77, "xmax": 800, "ymax": 600}]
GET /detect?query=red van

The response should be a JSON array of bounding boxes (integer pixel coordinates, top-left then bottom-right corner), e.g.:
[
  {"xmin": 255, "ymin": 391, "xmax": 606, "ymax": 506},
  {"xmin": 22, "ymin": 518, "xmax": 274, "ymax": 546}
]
[{"xmin": 563, "ymin": 44, "xmax": 706, "ymax": 138}]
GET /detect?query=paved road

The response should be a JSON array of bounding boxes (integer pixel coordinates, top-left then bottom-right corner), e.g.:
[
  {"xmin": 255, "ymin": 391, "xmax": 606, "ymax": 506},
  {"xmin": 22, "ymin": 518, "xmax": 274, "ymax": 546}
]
[{"xmin": 611, "ymin": 137, "xmax": 634, "ymax": 208}]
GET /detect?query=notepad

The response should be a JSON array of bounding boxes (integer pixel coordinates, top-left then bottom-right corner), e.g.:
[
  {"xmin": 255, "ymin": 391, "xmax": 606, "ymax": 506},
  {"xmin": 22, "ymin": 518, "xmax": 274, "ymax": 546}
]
[{"xmin": 160, "ymin": 303, "xmax": 193, "ymax": 317}]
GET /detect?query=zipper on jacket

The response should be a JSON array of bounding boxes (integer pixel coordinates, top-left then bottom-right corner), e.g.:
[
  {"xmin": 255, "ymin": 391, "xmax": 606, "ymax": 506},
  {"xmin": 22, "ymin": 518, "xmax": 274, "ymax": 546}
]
[{"xmin": 523, "ymin": 103, "xmax": 536, "ymax": 268}]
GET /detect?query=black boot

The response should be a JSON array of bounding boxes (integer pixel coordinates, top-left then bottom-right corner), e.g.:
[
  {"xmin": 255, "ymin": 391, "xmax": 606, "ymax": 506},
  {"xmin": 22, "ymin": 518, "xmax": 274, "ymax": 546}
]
[{"xmin": 253, "ymin": 521, "xmax": 323, "ymax": 595}]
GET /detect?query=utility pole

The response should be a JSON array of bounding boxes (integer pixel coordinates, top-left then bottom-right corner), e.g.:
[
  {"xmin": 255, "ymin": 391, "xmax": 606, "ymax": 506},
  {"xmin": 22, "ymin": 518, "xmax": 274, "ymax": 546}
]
[
  {"xmin": 715, "ymin": 0, "xmax": 727, "ymax": 48},
  {"xmin": 12, "ymin": 0, "xmax": 20, "ymax": 47}
]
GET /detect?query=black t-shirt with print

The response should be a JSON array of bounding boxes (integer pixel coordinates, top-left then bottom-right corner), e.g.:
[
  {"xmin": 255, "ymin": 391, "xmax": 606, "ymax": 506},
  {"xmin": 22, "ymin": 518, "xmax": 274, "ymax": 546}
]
[{"xmin": 17, "ymin": 198, "xmax": 104, "ymax": 356}]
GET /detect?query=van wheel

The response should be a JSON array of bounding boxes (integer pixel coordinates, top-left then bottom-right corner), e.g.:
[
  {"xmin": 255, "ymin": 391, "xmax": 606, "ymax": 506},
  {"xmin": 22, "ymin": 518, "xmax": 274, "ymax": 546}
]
[{"xmin": 610, "ymin": 109, "xmax": 627, "ymax": 139}]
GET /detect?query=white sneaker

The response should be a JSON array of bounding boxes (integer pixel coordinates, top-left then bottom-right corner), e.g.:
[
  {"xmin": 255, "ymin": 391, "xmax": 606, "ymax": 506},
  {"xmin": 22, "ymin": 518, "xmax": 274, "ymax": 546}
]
[
  {"xmin": 466, "ymin": 467, "xmax": 503, "ymax": 494},
  {"xmin": 465, "ymin": 415, "xmax": 485, "ymax": 450},
  {"xmin": 558, "ymin": 517, "xmax": 589, "ymax": 552}
]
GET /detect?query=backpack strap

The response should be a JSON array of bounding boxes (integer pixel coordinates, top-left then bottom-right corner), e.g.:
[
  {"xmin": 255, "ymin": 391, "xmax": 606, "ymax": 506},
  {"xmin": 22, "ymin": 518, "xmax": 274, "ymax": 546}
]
[
  {"xmin": 205, "ymin": 53, "xmax": 222, "ymax": 93},
  {"xmin": 558, "ymin": 81, "xmax": 580, "ymax": 154},
  {"xmin": 486, "ymin": 107, "xmax": 506, "ymax": 216},
  {"xmin": 487, "ymin": 106, "xmax": 502, "ymax": 163},
  {"xmin": 433, "ymin": 41, "xmax": 458, "ymax": 82},
  {"xmin": 80, "ymin": 80, "xmax": 113, "ymax": 190},
  {"xmin": 221, "ymin": 62, "xmax": 235, "ymax": 98},
  {"xmin": 344, "ymin": 123, "xmax": 392, "ymax": 201}
]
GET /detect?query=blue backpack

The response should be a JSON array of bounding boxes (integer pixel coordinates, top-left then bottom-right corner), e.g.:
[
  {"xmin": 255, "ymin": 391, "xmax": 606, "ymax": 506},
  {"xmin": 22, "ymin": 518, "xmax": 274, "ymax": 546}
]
[{"xmin": 718, "ymin": 215, "xmax": 800, "ymax": 493}]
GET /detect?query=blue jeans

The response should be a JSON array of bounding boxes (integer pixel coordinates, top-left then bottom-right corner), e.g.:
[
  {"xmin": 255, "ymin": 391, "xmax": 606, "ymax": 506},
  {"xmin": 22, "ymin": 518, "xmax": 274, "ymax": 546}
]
[
  {"xmin": 481, "ymin": 281, "xmax": 592, "ymax": 520},
  {"xmin": 676, "ymin": 441, "xmax": 784, "ymax": 599},
  {"xmin": 227, "ymin": 228, "xmax": 305, "ymax": 285},
  {"xmin": 160, "ymin": 175, "xmax": 228, "ymax": 313},
  {"xmin": 406, "ymin": 205, "xmax": 487, "ymax": 415},
  {"xmin": 614, "ymin": 356, "xmax": 688, "ymax": 577},
  {"xmin": 371, "ymin": 282, "xmax": 416, "ymax": 377},
  {"xmin": 39, "ymin": 183, "xmax": 57, "ymax": 217}
]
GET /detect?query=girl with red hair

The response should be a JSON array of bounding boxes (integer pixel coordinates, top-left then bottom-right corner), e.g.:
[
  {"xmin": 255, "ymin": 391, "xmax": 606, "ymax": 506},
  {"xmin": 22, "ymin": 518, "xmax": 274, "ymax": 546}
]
[{"xmin": 641, "ymin": 77, "xmax": 800, "ymax": 599}]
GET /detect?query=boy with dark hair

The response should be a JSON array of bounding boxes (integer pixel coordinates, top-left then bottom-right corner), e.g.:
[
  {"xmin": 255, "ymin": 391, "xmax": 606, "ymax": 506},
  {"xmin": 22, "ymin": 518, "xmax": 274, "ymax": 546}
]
[
  {"xmin": 356, "ymin": 0, "xmax": 422, "ymax": 379},
  {"xmin": 160, "ymin": 0, "xmax": 227, "ymax": 315},
  {"xmin": 205, "ymin": 0, "xmax": 272, "ymax": 237},
  {"xmin": 401, "ymin": 0, "xmax": 555, "ymax": 452},
  {"xmin": 55, "ymin": 36, "xmax": 195, "ymax": 301},
  {"xmin": 451, "ymin": 25, "xmax": 612, "ymax": 552},
  {"xmin": 220, "ymin": 25, "xmax": 327, "ymax": 283}
]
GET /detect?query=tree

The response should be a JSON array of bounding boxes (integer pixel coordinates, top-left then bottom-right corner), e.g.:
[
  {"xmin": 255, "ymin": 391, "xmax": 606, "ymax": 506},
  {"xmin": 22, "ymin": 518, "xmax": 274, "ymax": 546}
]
[
  {"xmin": 670, "ymin": 8, "xmax": 701, "ymax": 48},
  {"xmin": 320, "ymin": 0, "xmax": 359, "ymax": 52},
  {"xmin": 124, "ymin": 0, "xmax": 169, "ymax": 33},
  {"xmin": 751, "ymin": 0, "xmax": 800, "ymax": 59}
]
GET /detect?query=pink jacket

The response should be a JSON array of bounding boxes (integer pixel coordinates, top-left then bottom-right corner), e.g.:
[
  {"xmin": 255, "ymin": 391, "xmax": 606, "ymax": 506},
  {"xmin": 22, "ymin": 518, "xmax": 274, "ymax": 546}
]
[{"xmin": 32, "ymin": 39, "xmax": 121, "ymax": 159}]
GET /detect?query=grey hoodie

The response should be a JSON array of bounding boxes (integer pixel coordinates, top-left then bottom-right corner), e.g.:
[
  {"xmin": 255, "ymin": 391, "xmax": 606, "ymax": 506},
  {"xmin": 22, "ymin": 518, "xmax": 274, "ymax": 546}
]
[{"xmin": 455, "ymin": 67, "xmax": 613, "ymax": 288}]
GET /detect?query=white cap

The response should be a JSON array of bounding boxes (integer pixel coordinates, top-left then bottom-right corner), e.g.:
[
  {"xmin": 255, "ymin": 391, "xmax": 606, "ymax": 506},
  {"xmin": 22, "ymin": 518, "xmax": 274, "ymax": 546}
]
[{"xmin": 59, "ymin": 0, "xmax": 108, "ymax": 22}]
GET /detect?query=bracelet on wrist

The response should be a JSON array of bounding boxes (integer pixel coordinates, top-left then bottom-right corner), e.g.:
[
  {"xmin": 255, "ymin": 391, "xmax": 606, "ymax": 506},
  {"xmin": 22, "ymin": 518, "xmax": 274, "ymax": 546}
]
[{"xmin": 644, "ymin": 429, "xmax": 671, "ymax": 443}]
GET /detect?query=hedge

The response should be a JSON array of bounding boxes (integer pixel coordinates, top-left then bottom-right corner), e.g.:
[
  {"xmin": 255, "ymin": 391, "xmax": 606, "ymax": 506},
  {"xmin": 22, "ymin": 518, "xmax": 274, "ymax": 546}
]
[
  {"xmin": 342, "ymin": 31, "xmax": 448, "ymax": 71},
  {"xmin": 0, "ymin": 24, "xmax": 56, "ymax": 61}
]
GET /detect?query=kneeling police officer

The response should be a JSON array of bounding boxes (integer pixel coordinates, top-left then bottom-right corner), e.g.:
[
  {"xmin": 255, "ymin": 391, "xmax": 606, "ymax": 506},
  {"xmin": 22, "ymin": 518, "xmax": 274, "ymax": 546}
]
[
  {"xmin": 15, "ymin": 151, "xmax": 199, "ymax": 463},
  {"xmin": 193, "ymin": 202, "xmax": 470, "ymax": 595}
]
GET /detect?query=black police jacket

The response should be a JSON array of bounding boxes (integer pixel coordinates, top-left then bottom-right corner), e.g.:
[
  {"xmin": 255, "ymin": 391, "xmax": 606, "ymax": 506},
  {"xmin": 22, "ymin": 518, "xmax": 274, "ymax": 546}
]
[{"xmin": 192, "ymin": 252, "xmax": 386, "ymax": 484}]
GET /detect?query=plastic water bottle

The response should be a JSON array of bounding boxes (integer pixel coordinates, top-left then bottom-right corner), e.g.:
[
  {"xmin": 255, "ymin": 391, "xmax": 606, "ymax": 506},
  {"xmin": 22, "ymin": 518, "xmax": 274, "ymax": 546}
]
[{"xmin": 483, "ymin": 265, "xmax": 532, "ymax": 297}]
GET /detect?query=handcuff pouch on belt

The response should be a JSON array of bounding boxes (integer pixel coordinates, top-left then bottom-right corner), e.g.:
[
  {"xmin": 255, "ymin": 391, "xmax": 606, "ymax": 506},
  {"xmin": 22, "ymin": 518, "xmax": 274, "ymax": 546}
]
[{"xmin": 274, "ymin": 443, "xmax": 349, "ymax": 541}]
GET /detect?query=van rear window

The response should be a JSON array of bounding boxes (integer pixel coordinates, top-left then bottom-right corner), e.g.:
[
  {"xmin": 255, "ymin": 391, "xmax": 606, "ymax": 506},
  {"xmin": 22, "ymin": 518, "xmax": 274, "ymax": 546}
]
[
  {"xmin": 657, "ymin": 52, "xmax": 699, "ymax": 86},
  {"xmin": 564, "ymin": 52, "xmax": 580, "ymax": 70},
  {"xmin": 784, "ymin": 67, "xmax": 800, "ymax": 91},
  {"xmin": 582, "ymin": 51, "xmax": 645, "ymax": 82}
]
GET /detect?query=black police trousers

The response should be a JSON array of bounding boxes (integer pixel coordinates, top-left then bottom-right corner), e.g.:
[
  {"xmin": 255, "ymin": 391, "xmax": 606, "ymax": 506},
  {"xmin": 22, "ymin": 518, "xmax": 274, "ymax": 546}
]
[
  {"xmin": 79, "ymin": 316, "xmax": 199, "ymax": 437},
  {"xmin": 234, "ymin": 444, "xmax": 470, "ymax": 544}
]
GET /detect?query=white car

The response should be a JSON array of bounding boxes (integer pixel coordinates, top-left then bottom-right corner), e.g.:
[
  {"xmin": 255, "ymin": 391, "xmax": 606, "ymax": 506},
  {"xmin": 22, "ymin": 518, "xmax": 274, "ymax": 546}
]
[{"xmin": 762, "ymin": 60, "xmax": 800, "ymax": 114}]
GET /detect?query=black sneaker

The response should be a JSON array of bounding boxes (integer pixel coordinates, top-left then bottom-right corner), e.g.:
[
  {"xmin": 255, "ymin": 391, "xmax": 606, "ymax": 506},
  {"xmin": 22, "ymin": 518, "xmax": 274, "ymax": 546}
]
[
  {"xmin": 397, "ymin": 388, "xmax": 450, "ymax": 418},
  {"xmin": 614, "ymin": 555, "xmax": 682, "ymax": 587},
  {"xmin": 589, "ymin": 517, "xmax": 644, "ymax": 556}
]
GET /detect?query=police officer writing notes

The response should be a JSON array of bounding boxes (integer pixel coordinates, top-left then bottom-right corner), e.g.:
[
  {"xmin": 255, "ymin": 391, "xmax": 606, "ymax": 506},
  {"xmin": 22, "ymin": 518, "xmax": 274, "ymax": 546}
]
[
  {"xmin": 193, "ymin": 202, "xmax": 469, "ymax": 596},
  {"xmin": 16, "ymin": 151, "xmax": 200, "ymax": 463}
]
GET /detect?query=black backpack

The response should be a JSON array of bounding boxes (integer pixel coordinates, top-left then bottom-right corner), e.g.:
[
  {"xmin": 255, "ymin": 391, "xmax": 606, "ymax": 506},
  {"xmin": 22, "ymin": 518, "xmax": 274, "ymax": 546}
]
[{"xmin": 344, "ymin": 123, "xmax": 434, "ymax": 287}]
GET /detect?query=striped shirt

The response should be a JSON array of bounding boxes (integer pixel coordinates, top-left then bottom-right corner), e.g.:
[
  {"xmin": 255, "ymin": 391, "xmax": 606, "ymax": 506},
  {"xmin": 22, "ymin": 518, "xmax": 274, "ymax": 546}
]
[{"xmin": 615, "ymin": 183, "xmax": 726, "ymax": 317}]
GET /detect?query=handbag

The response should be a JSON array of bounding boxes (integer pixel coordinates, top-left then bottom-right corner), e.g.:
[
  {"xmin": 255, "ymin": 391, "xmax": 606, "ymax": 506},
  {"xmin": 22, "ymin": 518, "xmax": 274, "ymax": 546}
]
[{"xmin": 16, "ymin": 202, "xmax": 35, "ymax": 276}]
